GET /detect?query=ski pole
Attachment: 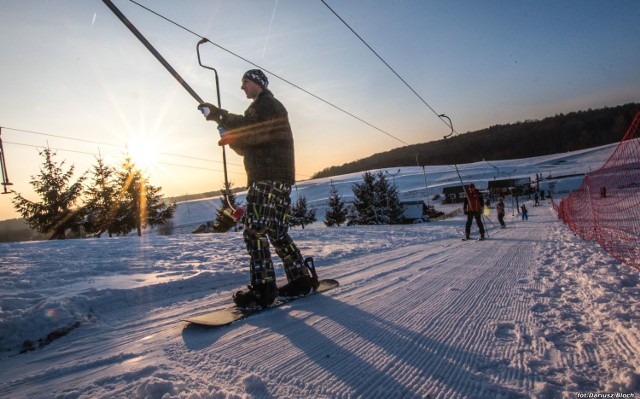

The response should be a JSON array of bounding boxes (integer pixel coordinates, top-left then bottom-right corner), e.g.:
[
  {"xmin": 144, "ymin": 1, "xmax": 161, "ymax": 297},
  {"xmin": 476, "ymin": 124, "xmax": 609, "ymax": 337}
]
[{"xmin": 101, "ymin": 0, "xmax": 204, "ymax": 104}]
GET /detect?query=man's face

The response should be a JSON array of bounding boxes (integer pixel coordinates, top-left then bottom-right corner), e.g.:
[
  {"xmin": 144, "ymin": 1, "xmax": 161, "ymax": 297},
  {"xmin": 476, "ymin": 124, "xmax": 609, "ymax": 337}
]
[{"xmin": 241, "ymin": 79, "xmax": 262, "ymax": 99}]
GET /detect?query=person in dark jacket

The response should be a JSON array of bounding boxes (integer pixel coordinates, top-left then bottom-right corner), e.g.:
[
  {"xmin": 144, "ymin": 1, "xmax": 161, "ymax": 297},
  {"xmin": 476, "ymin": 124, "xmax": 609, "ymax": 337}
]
[
  {"xmin": 496, "ymin": 196, "xmax": 506, "ymax": 228},
  {"xmin": 198, "ymin": 69, "xmax": 316, "ymax": 308},
  {"xmin": 463, "ymin": 183, "xmax": 486, "ymax": 240}
]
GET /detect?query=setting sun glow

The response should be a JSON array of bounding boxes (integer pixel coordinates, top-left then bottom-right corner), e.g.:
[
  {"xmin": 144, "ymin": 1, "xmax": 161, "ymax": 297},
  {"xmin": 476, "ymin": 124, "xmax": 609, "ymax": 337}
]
[{"xmin": 127, "ymin": 135, "xmax": 160, "ymax": 172}]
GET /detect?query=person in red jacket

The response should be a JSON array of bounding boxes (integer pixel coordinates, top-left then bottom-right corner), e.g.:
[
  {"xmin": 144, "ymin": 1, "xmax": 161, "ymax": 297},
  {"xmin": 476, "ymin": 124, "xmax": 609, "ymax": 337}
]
[
  {"xmin": 198, "ymin": 69, "xmax": 316, "ymax": 308},
  {"xmin": 463, "ymin": 183, "xmax": 486, "ymax": 240}
]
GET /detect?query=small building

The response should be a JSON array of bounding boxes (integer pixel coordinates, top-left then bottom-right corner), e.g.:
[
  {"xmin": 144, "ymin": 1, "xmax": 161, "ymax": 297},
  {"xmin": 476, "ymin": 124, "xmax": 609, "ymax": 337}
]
[
  {"xmin": 400, "ymin": 200, "xmax": 444, "ymax": 223},
  {"xmin": 442, "ymin": 184, "xmax": 481, "ymax": 204},
  {"xmin": 442, "ymin": 185, "xmax": 464, "ymax": 204},
  {"xmin": 488, "ymin": 177, "xmax": 533, "ymax": 197},
  {"xmin": 401, "ymin": 201, "xmax": 430, "ymax": 222}
]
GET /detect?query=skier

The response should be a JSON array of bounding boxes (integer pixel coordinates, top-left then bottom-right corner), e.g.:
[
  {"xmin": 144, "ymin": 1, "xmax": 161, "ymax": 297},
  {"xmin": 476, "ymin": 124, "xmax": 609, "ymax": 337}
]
[
  {"xmin": 496, "ymin": 196, "xmax": 506, "ymax": 228},
  {"xmin": 198, "ymin": 69, "xmax": 317, "ymax": 308},
  {"xmin": 521, "ymin": 204, "xmax": 528, "ymax": 221},
  {"xmin": 463, "ymin": 183, "xmax": 486, "ymax": 240}
]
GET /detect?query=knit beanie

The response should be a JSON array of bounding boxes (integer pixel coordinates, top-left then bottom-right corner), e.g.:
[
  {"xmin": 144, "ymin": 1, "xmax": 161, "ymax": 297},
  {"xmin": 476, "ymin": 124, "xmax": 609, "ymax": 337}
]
[{"xmin": 242, "ymin": 69, "xmax": 268, "ymax": 89}]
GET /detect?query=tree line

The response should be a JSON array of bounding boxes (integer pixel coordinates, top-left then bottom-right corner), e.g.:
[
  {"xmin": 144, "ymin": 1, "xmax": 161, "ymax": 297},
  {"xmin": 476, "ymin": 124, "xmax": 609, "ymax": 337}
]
[
  {"xmin": 324, "ymin": 170, "xmax": 404, "ymax": 227},
  {"xmin": 210, "ymin": 170, "xmax": 404, "ymax": 233},
  {"xmin": 12, "ymin": 148, "xmax": 175, "ymax": 239},
  {"xmin": 313, "ymin": 103, "xmax": 640, "ymax": 179}
]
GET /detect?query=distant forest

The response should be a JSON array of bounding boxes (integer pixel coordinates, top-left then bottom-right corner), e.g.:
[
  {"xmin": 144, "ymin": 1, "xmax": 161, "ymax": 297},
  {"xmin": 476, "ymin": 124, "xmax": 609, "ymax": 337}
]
[{"xmin": 312, "ymin": 103, "xmax": 640, "ymax": 179}]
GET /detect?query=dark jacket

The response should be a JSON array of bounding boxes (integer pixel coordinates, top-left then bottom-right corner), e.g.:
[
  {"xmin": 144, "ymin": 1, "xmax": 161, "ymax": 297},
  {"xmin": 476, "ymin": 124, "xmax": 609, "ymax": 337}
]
[
  {"xmin": 496, "ymin": 200, "xmax": 505, "ymax": 215},
  {"xmin": 220, "ymin": 90, "xmax": 295, "ymax": 185}
]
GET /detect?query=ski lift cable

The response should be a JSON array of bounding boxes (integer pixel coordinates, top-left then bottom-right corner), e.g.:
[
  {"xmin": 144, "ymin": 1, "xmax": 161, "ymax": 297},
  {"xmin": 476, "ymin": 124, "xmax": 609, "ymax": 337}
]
[
  {"xmin": 3, "ymin": 140, "xmax": 247, "ymax": 175},
  {"xmin": 0, "ymin": 126, "xmax": 243, "ymax": 167},
  {"xmin": 3, "ymin": 138, "xmax": 312, "ymax": 180},
  {"xmin": 320, "ymin": 0, "xmax": 460, "ymax": 136},
  {"xmin": 124, "ymin": 0, "xmax": 410, "ymax": 146},
  {"xmin": 322, "ymin": 1, "xmax": 505, "ymax": 178}
]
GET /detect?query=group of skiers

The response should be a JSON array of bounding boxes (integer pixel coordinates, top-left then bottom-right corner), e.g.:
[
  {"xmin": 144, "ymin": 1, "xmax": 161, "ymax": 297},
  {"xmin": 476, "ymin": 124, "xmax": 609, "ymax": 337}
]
[{"xmin": 463, "ymin": 184, "xmax": 538, "ymax": 239}]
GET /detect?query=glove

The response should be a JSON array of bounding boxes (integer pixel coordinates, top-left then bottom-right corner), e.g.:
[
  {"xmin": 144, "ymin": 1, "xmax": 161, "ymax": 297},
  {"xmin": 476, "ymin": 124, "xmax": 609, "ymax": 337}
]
[
  {"xmin": 197, "ymin": 103, "xmax": 226, "ymax": 121},
  {"xmin": 198, "ymin": 103, "xmax": 211, "ymax": 117}
]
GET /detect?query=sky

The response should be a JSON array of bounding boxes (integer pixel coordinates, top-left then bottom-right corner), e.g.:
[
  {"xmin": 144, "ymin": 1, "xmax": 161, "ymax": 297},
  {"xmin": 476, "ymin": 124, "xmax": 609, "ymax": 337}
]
[{"xmin": 1, "ymin": 0, "xmax": 639, "ymax": 221}]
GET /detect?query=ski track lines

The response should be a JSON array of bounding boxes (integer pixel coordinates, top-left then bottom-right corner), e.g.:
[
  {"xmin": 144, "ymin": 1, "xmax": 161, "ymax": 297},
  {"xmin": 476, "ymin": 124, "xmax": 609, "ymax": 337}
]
[
  {"xmin": 525, "ymin": 219, "xmax": 640, "ymax": 393},
  {"xmin": 4, "ymin": 210, "xmax": 638, "ymax": 397},
  {"xmin": 176, "ymin": 224, "xmax": 544, "ymax": 398}
]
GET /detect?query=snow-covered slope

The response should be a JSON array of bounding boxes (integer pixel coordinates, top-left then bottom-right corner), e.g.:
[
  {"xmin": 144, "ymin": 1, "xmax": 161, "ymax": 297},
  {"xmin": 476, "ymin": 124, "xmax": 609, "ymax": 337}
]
[{"xmin": 2, "ymin": 143, "xmax": 639, "ymax": 398}]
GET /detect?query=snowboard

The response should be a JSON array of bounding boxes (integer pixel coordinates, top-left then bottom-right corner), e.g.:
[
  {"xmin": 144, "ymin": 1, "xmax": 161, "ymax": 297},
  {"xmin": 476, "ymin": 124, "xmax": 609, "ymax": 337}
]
[{"xmin": 182, "ymin": 279, "xmax": 339, "ymax": 327}]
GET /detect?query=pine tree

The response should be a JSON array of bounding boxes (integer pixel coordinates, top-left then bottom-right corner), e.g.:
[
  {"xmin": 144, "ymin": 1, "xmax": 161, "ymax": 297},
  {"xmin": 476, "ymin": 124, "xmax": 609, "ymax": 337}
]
[
  {"xmin": 12, "ymin": 148, "xmax": 86, "ymax": 239},
  {"xmin": 375, "ymin": 171, "xmax": 404, "ymax": 224},
  {"xmin": 348, "ymin": 171, "xmax": 405, "ymax": 226},
  {"xmin": 290, "ymin": 195, "xmax": 316, "ymax": 229},
  {"xmin": 213, "ymin": 181, "xmax": 240, "ymax": 232},
  {"xmin": 83, "ymin": 156, "xmax": 118, "ymax": 237},
  {"xmin": 349, "ymin": 171, "xmax": 378, "ymax": 225},
  {"xmin": 144, "ymin": 183, "xmax": 176, "ymax": 232},
  {"xmin": 111, "ymin": 157, "xmax": 140, "ymax": 236},
  {"xmin": 324, "ymin": 182, "xmax": 347, "ymax": 227},
  {"xmin": 112, "ymin": 156, "xmax": 175, "ymax": 236}
]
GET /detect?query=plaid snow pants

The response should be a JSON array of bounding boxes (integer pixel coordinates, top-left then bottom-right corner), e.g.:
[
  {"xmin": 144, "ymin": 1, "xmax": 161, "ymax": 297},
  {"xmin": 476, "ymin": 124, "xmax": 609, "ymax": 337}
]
[{"xmin": 243, "ymin": 181, "xmax": 309, "ymax": 287}]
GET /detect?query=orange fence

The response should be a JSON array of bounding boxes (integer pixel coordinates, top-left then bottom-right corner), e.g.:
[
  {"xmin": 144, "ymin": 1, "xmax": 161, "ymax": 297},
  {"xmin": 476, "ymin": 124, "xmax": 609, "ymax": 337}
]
[{"xmin": 552, "ymin": 110, "xmax": 640, "ymax": 269}]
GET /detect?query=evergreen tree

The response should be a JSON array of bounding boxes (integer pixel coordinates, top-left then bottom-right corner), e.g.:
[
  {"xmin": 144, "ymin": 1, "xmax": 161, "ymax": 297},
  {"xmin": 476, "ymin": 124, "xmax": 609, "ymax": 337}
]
[
  {"xmin": 349, "ymin": 171, "xmax": 378, "ymax": 225},
  {"xmin": 375, "ymin": 171, "xmax": 404, "ymax": 224},
  {"xmin": 12, "ymin": 148, "xmax": 85, "ymax": 239},
  {"xmin": 345, "ymin": 204, "xmax": 359, "ymax": 226},
  {"xmin": 144, "ymin": 183, "xmax": 176, "ymax": 232},
  {"xmin": 112, "ymin": 156, "xmax": 175, "ymax": 236},
  {"xmin": 111, "ymin": 157, "xmax": 140, "ymax": 236},
  {"xmin": 348, "ymin": 171, "xmax": 404, "ymax": 226},
  {"xmin": 290, "ymin": 195, "xmax": 316, "ymax": 229},
  {"xmin": 213, "ymin": 181, "xmax": 240, "ymax": 232},
  {"xmin": 324, "ymin": 182, "xmax": 347, "ymax": 227},
  {"xmin": 83, "ymin": 156, "xmax": 118, "ymax": 237}
]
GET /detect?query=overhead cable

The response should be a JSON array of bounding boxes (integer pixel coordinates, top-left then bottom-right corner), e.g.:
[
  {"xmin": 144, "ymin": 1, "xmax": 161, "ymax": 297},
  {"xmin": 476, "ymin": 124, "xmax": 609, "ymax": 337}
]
[
  {"xmin": 125, "ymin": 0, "xmax": 409, "ymax": 146},
  {"xmin": 320, "ymin": 0, "xmax": 459, "ymax": 136}
]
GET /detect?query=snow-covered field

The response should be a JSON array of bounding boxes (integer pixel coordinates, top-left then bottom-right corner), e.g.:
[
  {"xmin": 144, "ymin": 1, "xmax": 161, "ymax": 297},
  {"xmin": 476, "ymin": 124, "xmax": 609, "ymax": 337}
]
[{"xmin": 2, "ymin": 143, "xmax": 639, "ymax": 398}]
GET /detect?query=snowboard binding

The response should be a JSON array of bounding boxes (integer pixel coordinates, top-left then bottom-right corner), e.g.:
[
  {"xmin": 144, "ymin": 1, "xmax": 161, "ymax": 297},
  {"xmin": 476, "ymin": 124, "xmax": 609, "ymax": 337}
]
[{"xmin": 304, "ymin": 257, "xmax": 320, "ymax": 290}]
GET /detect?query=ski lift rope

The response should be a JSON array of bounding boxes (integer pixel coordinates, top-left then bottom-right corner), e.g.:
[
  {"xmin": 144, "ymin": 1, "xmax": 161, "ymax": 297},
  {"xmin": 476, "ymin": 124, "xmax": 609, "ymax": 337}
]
[
  {"xmin": 125, "ymin": 0, "xmax": 486, "ymax": 189},
  {"xmin": 319, "ymin": 0, "xmax": 458, "ymax": 135},
  {"xmin": 125, "ymin": 0, "xmax": 411, "ymax": 146}
]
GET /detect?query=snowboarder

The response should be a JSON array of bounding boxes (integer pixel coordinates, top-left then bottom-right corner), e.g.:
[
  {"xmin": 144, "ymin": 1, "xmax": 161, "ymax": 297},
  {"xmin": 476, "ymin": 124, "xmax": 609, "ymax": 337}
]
[
  {"xmin": 198, "ymin": 69, "xmax": 317, "ymax": 308},
  {"xmin": 496, "ymin": 196, "xmax": 506, "ymax": 228},
  {"xmin": 463, "ymin": 183, "xmax": 486, "ymax": 240}
]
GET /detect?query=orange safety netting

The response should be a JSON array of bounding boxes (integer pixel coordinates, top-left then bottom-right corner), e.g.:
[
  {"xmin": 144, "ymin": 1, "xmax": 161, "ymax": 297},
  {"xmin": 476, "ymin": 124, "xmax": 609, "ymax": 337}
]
[{"xmin": 552, "ymin": 109, "xmax": 640, "ymax": 269}]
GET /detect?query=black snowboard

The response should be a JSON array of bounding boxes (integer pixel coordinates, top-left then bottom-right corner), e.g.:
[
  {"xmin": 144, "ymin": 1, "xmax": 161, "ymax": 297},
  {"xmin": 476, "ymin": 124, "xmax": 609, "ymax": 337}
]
[{"xmin": 182, "ymin": 279, "xmax": 339, "ymax": 327}]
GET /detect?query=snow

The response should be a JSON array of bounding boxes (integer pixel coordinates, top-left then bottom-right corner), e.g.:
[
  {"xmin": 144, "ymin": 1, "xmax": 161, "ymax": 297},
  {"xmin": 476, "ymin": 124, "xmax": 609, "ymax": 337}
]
[{"xmin": 2, "ymin": 143, "xmax": 640, "ymax": 398}]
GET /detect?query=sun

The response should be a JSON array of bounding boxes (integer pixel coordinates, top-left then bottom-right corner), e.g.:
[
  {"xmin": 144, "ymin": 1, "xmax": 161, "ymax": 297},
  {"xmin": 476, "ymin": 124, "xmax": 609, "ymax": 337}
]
[{"xmin": 127, "ymin": 135, "xmax": 160, "ymax": 172}]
